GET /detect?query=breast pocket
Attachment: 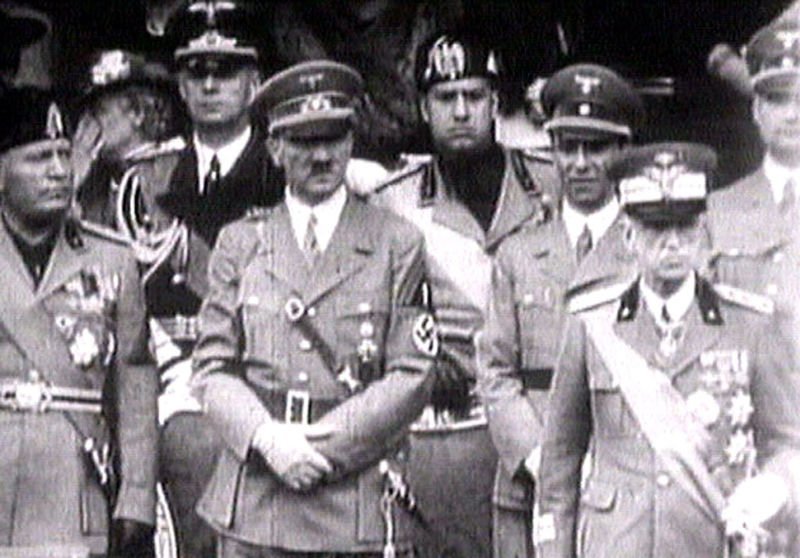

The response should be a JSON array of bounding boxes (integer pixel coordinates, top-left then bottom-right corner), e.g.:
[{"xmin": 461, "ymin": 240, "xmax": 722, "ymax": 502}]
[
  {"xmin": 516, "ymin": 283, "xmax": 563, "ymax": 371},
  {"xmin": 335, "ymin": 290, "xmax": 390, "ymax": 376},
  {"xmin": 586, "ymin": 356, "xmax": 632, "ymax": 439}
]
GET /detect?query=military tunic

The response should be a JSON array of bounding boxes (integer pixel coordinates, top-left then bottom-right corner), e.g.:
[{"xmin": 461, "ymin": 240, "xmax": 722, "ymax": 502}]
[
  {"xmin": 0, "ymin": 219, "xmax": 157, "ymax": 555},
  {"xmin": 370, "ymin": 149, "xmax": 556, "ymax": 557},
  {"xmin": 191, "ymin": 194, "xmax": 435, "ymax": 553},
  {"xmin": 477, "ymin": 214, "xmax": 634, "ymax": 557},
  {"xmin": 535, "ymin": 278, "xmax": 800, "ymax": 558}
]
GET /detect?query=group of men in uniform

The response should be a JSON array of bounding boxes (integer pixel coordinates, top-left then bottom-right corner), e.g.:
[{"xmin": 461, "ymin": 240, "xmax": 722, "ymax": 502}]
[{"xmin": 2, "ymin": 0, "xmax": 800, "ymax": 557}]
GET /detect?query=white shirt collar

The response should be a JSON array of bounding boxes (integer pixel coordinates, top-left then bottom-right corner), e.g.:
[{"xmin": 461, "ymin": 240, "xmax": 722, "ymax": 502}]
[
  {"xmin": 763, "ymin": 153, "xmax": 800, "ymax": 204},
  {"xmin": 284, "ymin": 185, "xmax": 348, "ymax": 254},
  {"xmin": 640, "ymin": 272, "xmax": 696, "ymax": 326},
  {"xmin": 562, "ymin": 197, "xmax": 620, "ymax": 249},
  {"xmin": 194, "ymin": 126, "xmax": 252, "ymax": 192}
]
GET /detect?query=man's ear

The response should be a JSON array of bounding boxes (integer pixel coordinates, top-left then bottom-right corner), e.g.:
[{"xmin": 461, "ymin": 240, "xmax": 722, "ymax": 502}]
[
  {"xmin": 752, "ymin": 95, "xmax": 763, "ymax": 127},
  {"xmin": 245, "ymin": 68, "xmax": 261, "ymax": 104},
  {"xmin": 419, "ymin": 95, "xmax": 431, "ymax": 124},
  {"xmin": 621, "ymin": 214, "xmax": 637, "ymax": 254},
  {"xmin": 266, "ymin": 135, "xmax": 283, "ymax": 167},
  {"xmin": 490, "ymin": 90, "xmax": 499, "ymax": 119},
  {"xmin": 177, "ymin": 73, "xmax": 189, "ymax": 103}
]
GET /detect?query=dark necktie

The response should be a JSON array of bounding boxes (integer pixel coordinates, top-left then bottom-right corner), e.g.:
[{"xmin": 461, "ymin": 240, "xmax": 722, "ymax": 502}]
[
  {"xmin": 303, "ymin": 212, "xmax": 321, "ymax": 266},
  {"xmin": 203, "ymin": 154, "xmax": 221, "ymax": 196},
  {"xmin": 576, "ymin": 224, "xmax": 593, "ymax": 262}
]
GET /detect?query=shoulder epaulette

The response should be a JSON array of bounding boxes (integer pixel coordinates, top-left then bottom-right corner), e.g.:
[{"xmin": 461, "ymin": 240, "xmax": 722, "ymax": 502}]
[
  {"xmin": 244, "ymin": 205, "xmax": 276, "ymax": 221},
  {"xmin": 79, "ymin": 220, "xmax": 131, "ymax": 246},
  {"xmin": 518, "ymin": 146, "xmax": 554, "ymax": 164},
  {"xmin": 373, "ymin": 154, "xmax": 432, "ymax": 195},
  {"xmin": 712, "ymin": 283, "xmax": 775, "ymax": 315},
  {"xmin": 125, "ymin": 136, "xmax": 187, "ymax": 163},
  {"xmin": 567, "ymin": 281, "xmax": 633, "ymax": 314}
]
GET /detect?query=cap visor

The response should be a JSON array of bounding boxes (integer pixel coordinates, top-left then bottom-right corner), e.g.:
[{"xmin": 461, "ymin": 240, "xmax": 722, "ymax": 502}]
[
  {"xmin": 752, "ymin": 70, "xmax": 800, "ymax": 95},
  {"xmin": 175, "ymin": 45, "xmax": 257, "ymax": 62},
  {"xmin": 624, "ymin": 201, "xmax": 706, "ymax": 224},
  {"xmin": 545, "ymin": 116, "xmax": 631, "ymax": 138}
]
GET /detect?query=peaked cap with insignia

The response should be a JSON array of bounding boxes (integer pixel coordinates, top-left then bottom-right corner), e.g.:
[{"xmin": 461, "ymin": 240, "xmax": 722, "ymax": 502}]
[
  {"xmin": 0, "ymin": 87, "xmax": 69, "ymax": 154},
  {"xmin": 608, "ymin": 142, "xmax": 717, "ymax": 224},
  {"xmin": 415, "ymin": 31, "xmax": 501, "ymax": 92},
  {"xmin": 252, "ymin": 60, "xmax": 365, "ymax": 139},
  {"xmin": 542, "ymin": 63, "xmax": 644, "ymax": 138},
  {"xmin": 745, "ymin": 20, "xmax": 800, "ymax": 94},
  {"xmin": 171, "ymin": 0, "xmax": 259, "ymax": 63}
]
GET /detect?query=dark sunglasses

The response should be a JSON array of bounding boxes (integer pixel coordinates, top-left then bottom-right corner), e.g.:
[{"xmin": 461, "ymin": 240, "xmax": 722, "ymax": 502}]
[{"xmin": 183, "ymin": 58, "xmax": 246, "ymax": 80}]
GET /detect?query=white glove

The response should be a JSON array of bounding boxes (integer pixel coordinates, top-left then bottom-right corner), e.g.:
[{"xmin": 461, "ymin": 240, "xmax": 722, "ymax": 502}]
[
  {"xmin": 252, "ymin": 422, "xmax": 334, "ymax": 491},
  {"xmin": 723, "ymin": 473, "xmax": 788, "ymax": 537}
]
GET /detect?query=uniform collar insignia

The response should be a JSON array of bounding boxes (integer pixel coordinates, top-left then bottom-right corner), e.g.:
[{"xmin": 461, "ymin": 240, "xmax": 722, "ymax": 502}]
[
  {"xmin": 617, "ymin": 280, "xmax": 639, "ymax": 321},
  {"xmin": 696, "ymin": 277, "xmax": 723, "ymax": 325}
]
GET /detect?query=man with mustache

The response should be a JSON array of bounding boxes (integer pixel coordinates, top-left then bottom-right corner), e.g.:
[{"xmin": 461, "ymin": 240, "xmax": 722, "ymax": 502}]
[
  {"xmin": 370, "ymin": 31, "xmax": 557, "ymax": 558},
  {"xmin": 478, "ymin": 63, "xmax": 642, "ymax": 557}
]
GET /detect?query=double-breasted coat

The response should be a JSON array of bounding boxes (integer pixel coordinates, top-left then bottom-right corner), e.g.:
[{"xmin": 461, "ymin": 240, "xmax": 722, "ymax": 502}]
[
  {"xmin": 535, "ymin": 278, "xmax": 800, "ymax": 558},
  {"xmin": 370, "ymin": 149, "xmax": 557, "ymax": 557},
  {"xmin": 477, "ymin": 213, "xmax": 634, "ymax": 558},
  {"xmin": 191, "ymin": 193, "xmax": 435, "ymax": 553},
  {"xmin": 0, "ymin": 219, "xmax": 157, "ymax": 554}
]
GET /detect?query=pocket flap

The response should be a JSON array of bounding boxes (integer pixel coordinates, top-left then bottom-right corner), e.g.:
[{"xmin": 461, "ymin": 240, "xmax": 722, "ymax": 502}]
[{"xmin": 580, "ymin": 481, "xmax": 616, "ymax": 511}]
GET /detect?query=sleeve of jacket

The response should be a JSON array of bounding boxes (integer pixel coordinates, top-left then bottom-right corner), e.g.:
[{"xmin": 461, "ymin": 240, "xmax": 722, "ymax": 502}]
[
  {"xmin": 312, "ymin": 226, "xmax": 435, "ymax": 477},
  {"xmin": 478, "ymin": 255, "xmax": 546, "ymax": 479},
  {"xmin": 191, "ymin": 224, "xmax": 273, "ymax": 462},
  {"xmin": 750, "ymin": 321, "xmax": 800, "ymax": 517},
  {"xmin": 112, "ymin": 253, "xmax": 158, "ymax": 526},
  {"xmin": 535, "ymin": 315, "xmax": 592, "ymax": 558}
]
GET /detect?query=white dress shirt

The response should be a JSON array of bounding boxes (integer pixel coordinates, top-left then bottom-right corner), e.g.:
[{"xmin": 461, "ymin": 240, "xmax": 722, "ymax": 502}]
[
  {"xmin": 194, "ymin": 126, "xmax": 252, "ymax": 194},
  {"xmin": 763, "ymin": 154, "xmax": 800, "ymax": 205},
  {"xmin": 562, "ymin": 198, "xmax": 620, "ymax": 249},
  {"xmin": 285, "ymin": 184, "xmax": 348, "ymax": 254},
  {"xmin": 640, "ymin": 272, "xmax": 696, "ymax": 326}
]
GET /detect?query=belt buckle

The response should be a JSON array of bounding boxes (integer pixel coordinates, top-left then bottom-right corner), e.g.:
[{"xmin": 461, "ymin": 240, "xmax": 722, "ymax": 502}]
[
  {"xmin": 13, "ymin": 381, "xmax": 51, "ymax": 412},
  {"xmin": 285, "ymin": 390, "xmax": 310, "ymax": 425}
]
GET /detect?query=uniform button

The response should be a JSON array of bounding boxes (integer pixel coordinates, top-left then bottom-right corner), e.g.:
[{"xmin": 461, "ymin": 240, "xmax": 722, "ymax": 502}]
[
  {"xmin": 656, "ymin": 473, "xmax": 671, "ymax": 488},
  {"xmin": 298, "ymin": 339, "xmax": 312, "ymax": 351},
  {"xmin": 773, "ymin": 252, "xmax": 785, "ymax": 263},
  {"xmin": 307, "ymin": 307, "xmax": 317, "ymax": 318},
  {"xmin": 766, "ymin": 283, "xmax": 778, "ymax": 296},
  {"xmin": 297, "ymin": 372, "xmax": 309, "ymax": 383}
]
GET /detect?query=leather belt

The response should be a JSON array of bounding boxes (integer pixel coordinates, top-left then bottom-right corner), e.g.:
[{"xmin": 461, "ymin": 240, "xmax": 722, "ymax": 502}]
[
  {"xmin": 156, "ymin": 314, "xmax": 198, "ymax": 342},
  {"xmin": 257, "ymin": 388, "xmax": 340, "ymax": 425},
  {"xmin": 0, "ymin": 381, "xmax": 102, "ymax": 414}
]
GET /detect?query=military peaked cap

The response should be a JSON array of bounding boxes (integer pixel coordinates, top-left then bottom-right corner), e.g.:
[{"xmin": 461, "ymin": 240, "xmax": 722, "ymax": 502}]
[
  {"xmin": 746, "ymin": 20, "xmax": 800, "ymax": 94},
  {"xmin": 252, "ymin": 60, "xmax": 364, "ymax": 139},
  {"xmin": 173, "ymin": 1, "xmax": 258, "ymax": 63},
  {"xmin": 542, "ymin": 63, "xmax": 644, "ymax": 138},
  {"xmin": 609, "ymin": 142, "xmax": 717, "ymax": 223}
]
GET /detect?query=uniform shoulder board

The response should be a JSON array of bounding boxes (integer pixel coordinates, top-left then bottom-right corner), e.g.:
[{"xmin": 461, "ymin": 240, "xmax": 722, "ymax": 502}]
[
  {"xmin": 712, "ymin": 283, "xmax": 775, "ymax": 315},
  {"xmin": 78, "ymin": 220, "xmax": 131, "ymax": 246},
  {"xmin": 373, "ymin": 154, "xmax": 432, "ymax": 195},
  {"xmin": 244, "ymin": 206, "xmax": 275, "ymax": 220},
  {"xmin": 518, "ymin": 146, "xmax": 553, "ymax": 164},
  {"xmin": 125, "ymin": 136, "xmax": 188, "ymax": 163},
  {"xmin": 567, "ymin": 281, "xmax": 633, "ymax": 314}
]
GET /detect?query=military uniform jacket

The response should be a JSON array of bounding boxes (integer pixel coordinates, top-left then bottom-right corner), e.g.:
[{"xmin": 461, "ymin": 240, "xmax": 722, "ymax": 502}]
[
  {"xmin": 0, "ymin": 220, "xmax": 157, "ymax": 553},
  {"xmin": 535, "ymin": 278, "xmax": 800, "ymax": 558},
  {"xmin": 146, "ymin": 128, "xmax": 283, "ymax": 319},
  {"xmin": 478, "ymin": 214, "xmax": 634, "ymax": 511},
  {"xmin": 708, "ymin": 167, "xmax": 800, "ymax": 350},
  {"xmin": 372, "ymin": 150, "xmax": 557, "ymax": 387},
  {"xmin": 191, "ymin": 193, "xmax": 435, "ymax": 552}
]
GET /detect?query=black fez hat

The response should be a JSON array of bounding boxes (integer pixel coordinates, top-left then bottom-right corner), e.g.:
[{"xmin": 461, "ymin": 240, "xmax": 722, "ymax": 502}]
[
  {"xmin": 609, "ymin": 142, "xmax": 717, "ymax": 224},
  {"xmin": 0, "ymin": 87, "xmax": 70, "ymax": 154},
  {"xmin": 415, "ymin": 31, "xmax": 501, "ymax": 93}
]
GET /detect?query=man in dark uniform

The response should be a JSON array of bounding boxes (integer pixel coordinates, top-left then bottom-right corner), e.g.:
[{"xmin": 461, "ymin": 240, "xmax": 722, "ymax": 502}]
[
  {"xmin": 0, "ymin": 88, "xmax": 158, "ymax": 557},
  {"xmin": 0, "ymin": 4, "xmax": 47, "ymax": 95},
  {"xmin": 152, "ymin": 3, "xmax": 283, "ymax": 557},
  {"xmin": 478, "ymin": 63, "xmax": 643, "ymax": 558},
  {"xmin": 536, "ymin": 142, "xmax": 800, "ymax": 558},
  {"xmin": 191, "ymin": 59, "xmax": 436, "ymax": 557},
  {"xmin": 369, "ymin": 32, "xmax": 556, "ymax": 558}
]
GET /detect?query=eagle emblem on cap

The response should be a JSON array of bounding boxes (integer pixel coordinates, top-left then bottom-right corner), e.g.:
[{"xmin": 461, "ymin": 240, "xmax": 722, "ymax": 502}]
[
  {"xmin": 189, "ymin": 0, "xmax": 236, "ymax": 27},
  {"xmin": 776, "ymin": 29, "xmax": 800, "ymax": 50},
  {"xmin": 91, "ymin": 50, "xmax": 131, "ymax": 86},
  {"xmin": 425, "ymin": 37, "xmax": 466, "ymax": 82},
  {"xmin": 575, "ymin": 74, "xmax": 601, "ymax": 95},
  {"xmin": 301, "ymin": 94, "xmax": 333, "ymax": 113},
  {"xmin": 46, "ymin": 103, "xmax": 65, "ymax": 140},
  {"xmin": 645, "ymin": 151, "xmax": 687, "ymax": 197}
]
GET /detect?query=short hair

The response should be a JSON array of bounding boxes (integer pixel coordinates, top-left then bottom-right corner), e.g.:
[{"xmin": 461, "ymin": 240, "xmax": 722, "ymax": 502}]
[{"xmin": 107, "ymin": 85, "xmax": 177, "ymax": 142}]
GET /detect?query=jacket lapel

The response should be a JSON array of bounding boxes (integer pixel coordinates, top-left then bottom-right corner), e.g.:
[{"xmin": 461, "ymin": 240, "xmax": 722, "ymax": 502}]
[
  {"xmin": 485, "ymin": 155, "xmax": 538, "ymax": 249},
  {"xmin": 664, "ymin": 304, "xmax": 721, "ymax": 380},
  {"xmin": 35, "ymin": 229, "xmax": 92, "ymax": 302},
  {"xmin": 0, "ymin": 223, "xmax": 36, "ymax": 303},
  {"xmin": 305, "ymin": 195, "xmax": 373, "ymax": 304},
  {"xmin": 257, "ymin": 204, "xmax": 310, "ymax": 294}
]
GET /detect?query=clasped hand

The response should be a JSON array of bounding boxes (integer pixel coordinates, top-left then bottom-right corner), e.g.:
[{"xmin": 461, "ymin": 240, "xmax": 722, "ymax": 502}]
[{"xmin": 253, "ymin": 421, "xmax": 334, "ymax": 492}]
